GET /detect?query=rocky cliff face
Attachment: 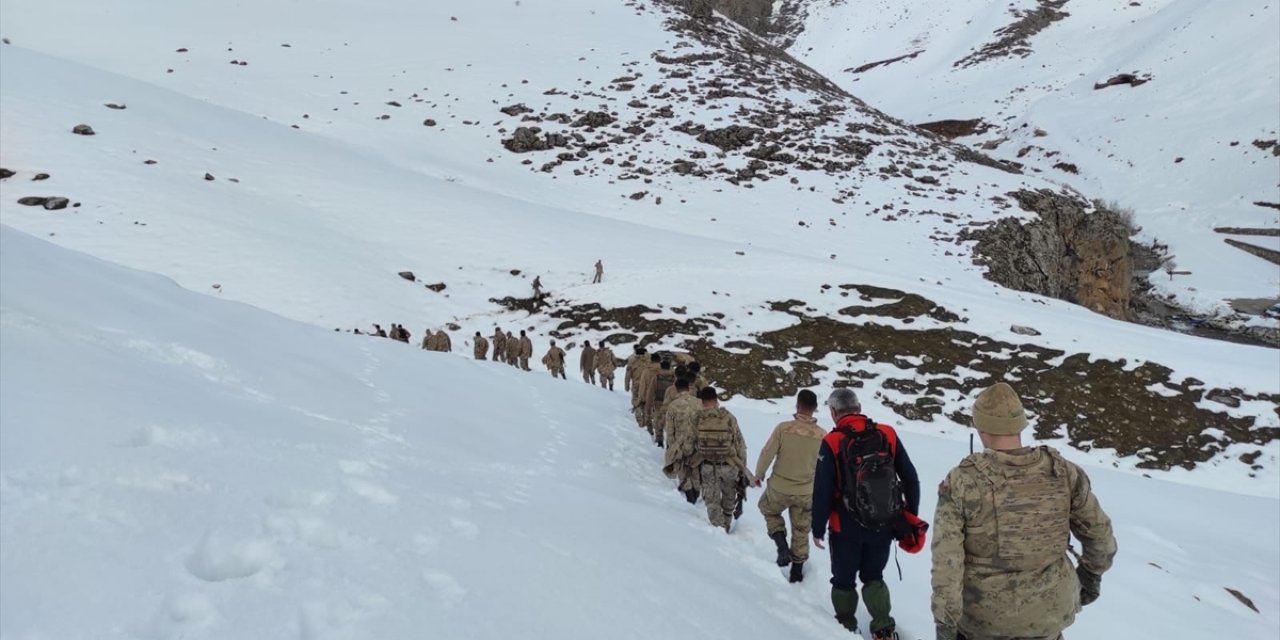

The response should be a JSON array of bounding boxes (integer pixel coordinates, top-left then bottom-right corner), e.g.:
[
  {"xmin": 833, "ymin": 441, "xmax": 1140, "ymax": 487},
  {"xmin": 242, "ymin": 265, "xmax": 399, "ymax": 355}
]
[{"xmin": 964, "ymin": 190, "xmax": 1135, "ymax": 320}]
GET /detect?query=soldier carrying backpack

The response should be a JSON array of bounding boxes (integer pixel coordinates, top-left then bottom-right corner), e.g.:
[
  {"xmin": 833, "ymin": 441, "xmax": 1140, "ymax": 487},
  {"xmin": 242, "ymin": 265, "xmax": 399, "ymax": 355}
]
[
  {"xmin": 692, "ymin": 387, "xmax": 749, "ymax": 533},
  {"xmin": 811, "ymin": 388, "xmax": 923, "ymax": 640}
]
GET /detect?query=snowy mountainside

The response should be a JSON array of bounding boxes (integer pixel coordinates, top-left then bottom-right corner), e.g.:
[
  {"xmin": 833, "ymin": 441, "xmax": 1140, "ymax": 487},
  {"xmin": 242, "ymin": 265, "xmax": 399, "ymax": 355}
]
[
  {"xmin": 2, "ymin": 226, "xmax": 1277, "ymax": 639},
  {"xmin": 0, "ymin": 0, "xmax": 1277, "ymax": 483},
  {"xmin": 783, "ymin": 0, "xmax": 1280, "ymax": 313}
]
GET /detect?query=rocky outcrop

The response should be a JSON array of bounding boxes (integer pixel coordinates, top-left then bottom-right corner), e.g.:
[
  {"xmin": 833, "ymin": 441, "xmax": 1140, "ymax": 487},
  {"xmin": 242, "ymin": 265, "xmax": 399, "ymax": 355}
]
[{"xmin": 964, "ymin": 190, "xmax": 1134, "ymax": 320}]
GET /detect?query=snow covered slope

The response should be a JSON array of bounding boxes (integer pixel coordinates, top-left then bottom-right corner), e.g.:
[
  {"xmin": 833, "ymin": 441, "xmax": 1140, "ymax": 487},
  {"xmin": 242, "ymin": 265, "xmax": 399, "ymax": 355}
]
[
  {"xmin": 786, "ymin": 0, "xmax": 1280, "ymax": 311},
  {"xmin": 0, "ymin": 0, "xmax": 1276, "ymax": 482},
  {"xmin": 2, "ymin": 226, "xmax": 1277, "ymax": 639}
]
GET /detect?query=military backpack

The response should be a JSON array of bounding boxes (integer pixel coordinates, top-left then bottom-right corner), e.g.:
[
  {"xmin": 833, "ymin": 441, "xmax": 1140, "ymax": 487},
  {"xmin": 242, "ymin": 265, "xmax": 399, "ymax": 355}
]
[
  {"xmin": 695, "ymin": 410, "xmax": 734, "ymax": 462},
  {"xmin": 653, "ymin": 371, "xmax": 676, "ymax": 402}
]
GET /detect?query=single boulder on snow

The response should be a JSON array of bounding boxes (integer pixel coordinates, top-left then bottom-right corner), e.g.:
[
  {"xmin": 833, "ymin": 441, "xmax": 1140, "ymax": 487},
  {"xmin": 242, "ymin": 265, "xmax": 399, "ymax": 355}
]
[
  {"xmin": 42, "ymin": 197, "xmax": 70, "ymax": 211},
  {"xmin": 0, "ymin": 168, "xmax": 14, "ymax": 179},
  {"xmin": 1010, "ymin": 325, "xmax": 1042, "ymax": 337},
  {"xmin": 398, "ymin": 271, "xmax": 416, "ymax": 281},
  {"xmin": 72, "ymin": 124, "xmax": 96, "ymax": 136},
  {"xmin": 204, "ymin": 173, "xmax": 215, "ymax": 181},
  {"xmin": 32, "ymin": 173, "xmax": 50, "ymax": 181},
  {"xmin": 17, "ymin": 196, "xmax": 49, "ymax": 206},
  {"xmin": 425, "ymin": 282, "xmax": 447, "ymax": 292},
  {"xmin": 104, "ymin": 103, "xmax": 127, "ymax": 110}
]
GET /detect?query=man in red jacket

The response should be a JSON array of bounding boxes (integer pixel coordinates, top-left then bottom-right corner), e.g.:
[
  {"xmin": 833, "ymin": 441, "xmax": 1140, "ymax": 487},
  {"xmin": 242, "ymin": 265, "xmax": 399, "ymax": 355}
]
[{"xmin": 812, "ymin": 388, "xmax": 921, "ymax": 639}]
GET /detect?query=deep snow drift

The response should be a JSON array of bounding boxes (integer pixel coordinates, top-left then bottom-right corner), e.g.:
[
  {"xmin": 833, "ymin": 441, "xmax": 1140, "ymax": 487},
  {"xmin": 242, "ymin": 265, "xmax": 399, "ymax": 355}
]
[{"xmin": 2, "ymin": 228, "xmax": 1277, "ymax": 639}]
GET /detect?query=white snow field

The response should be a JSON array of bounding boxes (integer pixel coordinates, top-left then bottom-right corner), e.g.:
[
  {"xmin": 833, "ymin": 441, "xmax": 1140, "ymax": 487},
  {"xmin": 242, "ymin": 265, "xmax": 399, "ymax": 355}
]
[
  {"xmin": 787, "ymin": 0, "xmax": 1280, "ymax": 312},
  {"xmin": 2, "ymin": 227, "xmax": 1278, "ymax": 639}
]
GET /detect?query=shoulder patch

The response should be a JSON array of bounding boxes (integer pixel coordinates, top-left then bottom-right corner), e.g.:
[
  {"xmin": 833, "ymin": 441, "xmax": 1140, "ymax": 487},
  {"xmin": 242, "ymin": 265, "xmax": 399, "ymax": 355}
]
[{"xmin": 937, "ymin": 480, "xmax": 950, "ymax": 499}]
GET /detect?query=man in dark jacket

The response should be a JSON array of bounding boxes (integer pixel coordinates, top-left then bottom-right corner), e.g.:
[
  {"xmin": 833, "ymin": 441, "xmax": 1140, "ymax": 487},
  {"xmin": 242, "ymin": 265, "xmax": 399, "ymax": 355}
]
[{"xmin": 812, "ymin": 388, "xmax": 920, "ymax": 639}]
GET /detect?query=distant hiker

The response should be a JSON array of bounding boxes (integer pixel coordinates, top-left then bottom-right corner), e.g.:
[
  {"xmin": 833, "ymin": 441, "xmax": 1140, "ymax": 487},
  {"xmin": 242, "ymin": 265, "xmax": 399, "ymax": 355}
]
[
  {"xmin": 580, "ymin": 340, "xmax": 597, "ymax": 384},
  {"xmin": 593, "ymin": 259, "xmax": 604, "ymax": 284},
  {"xmin": 753, "ymin": 389, "xmax": 826, "ymax": 583},
  {"xmin": 505, "ymin": 331, "xmax": 519, "ymax": 366},
  {"xmin": 642, "ymin": 360, "xmax": 677, "ymax": 445},
  {"xmin": 492, "ymin": 329, "xmax": 507, "ymax": 361},
  {"xmin": 624, "ymin": 345, "xmax": 646, "ymax": 393},
  {"xmin": 532, "ymin": 276, "xmax": 544, "ymax": 299},
  {"xmin": 389, "ymin": 324, "xmax": 409, "ymax": 343},
  {"xmin": 473, "ymin": 332, "xmax": 490, "ymax": 360},
  {"xmin": 518, "ymin": 330, "xmax": 533, "ymax": 371},
  {"xmin": 372, "ymin": 324, "xmax": 388, "ymax": 338},
  {"xmin": 691, "ymin": 387, "xmax": 748, "ymax": 533},
  {"xmin": 542, "ymin": 340, "xmax": 567, "ymax": 379},
  {"xmin": 633, "ymin": 353, "xmax": 661, "ymax": 428},
  {"xmin": 661, "ymin": 377, "xmax": 703, "ymax": 504},
  {"xmin": 812, "ymin": 388, "xmax": 920, "ymax": 639},
  {"xmin": 595, "ymin": 343, "xmax": 617, "ymax": 390},
  {"xmin": 932, "ymin": 383, "xmax": 1116, "ymax": 640}
]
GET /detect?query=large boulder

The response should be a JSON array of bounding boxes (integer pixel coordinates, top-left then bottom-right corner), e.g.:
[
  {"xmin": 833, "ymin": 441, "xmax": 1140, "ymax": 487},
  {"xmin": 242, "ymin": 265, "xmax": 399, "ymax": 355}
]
[{"xmin": 965, "ymin": 189, "xmax": 1135, "ymax": 320}]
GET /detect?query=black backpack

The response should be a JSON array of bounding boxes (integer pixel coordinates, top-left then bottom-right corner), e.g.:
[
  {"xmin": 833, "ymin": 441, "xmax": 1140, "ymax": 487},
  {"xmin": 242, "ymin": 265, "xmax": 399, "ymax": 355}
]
[{"xmin": 838, "ymin": 423, "xmax": 904, "ymax": 532}]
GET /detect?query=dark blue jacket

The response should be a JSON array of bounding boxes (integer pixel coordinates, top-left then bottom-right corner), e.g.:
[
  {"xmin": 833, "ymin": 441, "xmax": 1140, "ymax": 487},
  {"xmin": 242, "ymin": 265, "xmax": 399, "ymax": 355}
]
[{"xmin": 811, "ymin": 415, "xmax": 921, "ymax": 540}]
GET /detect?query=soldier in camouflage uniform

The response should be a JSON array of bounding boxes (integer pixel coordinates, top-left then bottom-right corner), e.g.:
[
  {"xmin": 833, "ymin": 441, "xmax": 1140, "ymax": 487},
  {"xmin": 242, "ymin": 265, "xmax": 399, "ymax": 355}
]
[
  {"xmin": 541, "ymin": 340, "xmax": 567, "ymax": 379},
  {"xmin": 624, "ymin": 345, "xmax": 645, "ymax": 393},
  {"xmin": 641, "ymin": 360, "xmax": 677, "ymax": 445},
  {"xmin": 691, "ymin": 387, "xmax": 748, "ymax": 533},
  {"xmin": 518, "ymin": 331, "xmax": 533, "ymax": 371},
  {"xmin": 752, "ymin": 389, "xmax": 826, "ymax": 583},
  {"xmin": 580, "ymin": 340, "xmax": 597, "ymax": 384},
  {"xmin": 505, "ymin": 331, "xmax": 519, "ymax": 366},
  {"xmin": 662, "ymin": 378, "xmax": 703, "ymax": 504},
  {"xmin": 492, "ymin": 329, "xmax": 507, "ymax": 362},
  {"xmin": 632, "ymin": 353, "xmax": 660, "ymax": 428},
  {"xmin": 931, "ymin": 383, "xmax": 1117, "ymax": 640},
  {"xmin": 595, "ymin": 344, "xmax": 617, "ymax": 390},
  {"xmin": 473, "ymin": 332, "xmax": 490, "ymax": 360}
]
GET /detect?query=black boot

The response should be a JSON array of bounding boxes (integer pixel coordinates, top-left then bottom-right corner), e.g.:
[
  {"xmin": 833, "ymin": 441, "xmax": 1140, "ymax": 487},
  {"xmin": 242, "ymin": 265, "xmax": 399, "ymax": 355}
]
[
  {"xmin": 683, "ymin": 488, "xmax": 699, "ymax": 504},
  {"xmin": 769, "ymin": 531, "xmax": 792, "ymax": 567},
  {"xmin": 789, "ymin": 561, "xmax": 804, "ymax": 583}
]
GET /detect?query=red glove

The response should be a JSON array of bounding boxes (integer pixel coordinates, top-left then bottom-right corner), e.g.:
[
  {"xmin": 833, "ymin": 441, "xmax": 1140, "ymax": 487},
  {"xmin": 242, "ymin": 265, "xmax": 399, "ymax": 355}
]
[{"xmin": 898, "ymin": 510, "xmax": 929, "ymax": 554}]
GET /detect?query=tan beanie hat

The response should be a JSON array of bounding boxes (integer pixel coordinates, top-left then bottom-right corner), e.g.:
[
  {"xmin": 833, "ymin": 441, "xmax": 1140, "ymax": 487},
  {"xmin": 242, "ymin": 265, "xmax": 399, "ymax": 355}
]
[{"xmin": 972, "ymin": 382, "xmax": 1028, "ymax": 435}]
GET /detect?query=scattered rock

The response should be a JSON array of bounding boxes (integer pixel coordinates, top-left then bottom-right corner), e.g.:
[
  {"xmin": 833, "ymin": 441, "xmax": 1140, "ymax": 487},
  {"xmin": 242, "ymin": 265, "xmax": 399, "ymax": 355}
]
[
  {"xmin": 1206, "ymin": 393, "xmax": 1242, "ymax": 409},
  {"xmin": 916, "ymin": 118, "xmax": 991, "ymax": 139},
  {"xmin": 1053, "ymin": 162, "xmax": 1079, "ymax": 174},
  {"xmin": 425, "ymin": 282, "xmax": 447, "ymax": 292},
  {"xmin": 42, "ymin": 197, "xmax": 70, "ymax": 211},
  {"xmin": 1225, "ymin": 588, "xmax": 1259, "ymax": 614},
  {"xmin": 629, "ymin": 191, "xmax": 647, "ymax": 200},
  {"xmin": 0, "ymin": 168, "xmax": 14, "ymax": 179},
  {"xmin": 423, "ymin": 119, "xmax": 437, "ymax": 127},
  {"xmin": 104, "ymin": 103, "xmax": 127, "ymax": 110},
  {"xmin": 204, "ymin": 173, "xmax": 215, "ymax": 181},
  {"xmin": 144, "ymin": 160, "xmax": 157, "ymax": 165},
  {"xmin": 32, "ymin": 173, "xmax": 50, "ymax": 181},
  {"xmin": 1010, "ymin": 325, "xmax": 1042, "ymax": 337},
  {"xmin": 500, "ymin": 103, "xmax": 534, "ymax": 116},
  {"xmin": 72, "ymin": 124, "xmax": 95, "ymax": 136},
  {"xmin": 1094, "ymin": 73, "xmax": 1152, "ymax": 90},
  {"xmin": 17, "ymin": 196, "xmax": 49, "ymax": 206},
  {"xmin": 176, "ymin": 47, "xmax": 188, "ymax": 52},
  {"xmin": 386, "ymin": 101, "xmax": 402, "ymax": 107},
  {"xmin": 397, "ymin": 271, "xmax": 416, "ymax": 281}
]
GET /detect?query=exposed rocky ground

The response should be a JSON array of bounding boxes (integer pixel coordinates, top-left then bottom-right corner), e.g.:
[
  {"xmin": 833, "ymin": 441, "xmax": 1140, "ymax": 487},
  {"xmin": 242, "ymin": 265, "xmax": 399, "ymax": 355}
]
[{"xmin": 494, "ymin": 287, "xmax": 1279, "ymax": 474}]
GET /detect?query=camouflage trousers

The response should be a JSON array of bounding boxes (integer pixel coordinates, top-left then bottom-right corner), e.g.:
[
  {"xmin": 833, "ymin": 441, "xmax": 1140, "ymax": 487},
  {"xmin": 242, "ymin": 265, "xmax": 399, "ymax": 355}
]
[
  {"xmin": 598, "ymin": 372, "xmax": 614, "ymax": 390},
  {"xmin": 550, "ymin": 367, "xmax": 566, "ymax": 379},
  {"xmin": 700, "ymin": 462, "xmax": 739, "ymax": 529},
  {"xmin": 758, "ymin": 486, "xmax": 813, "ymax": 563},
  {"xmin": 519, "ymin": 357, "xmax": 530, "ymax": 371},
  {"xmin": 582, "ymin": 368, "xmax": 596, "ymax": 384}
]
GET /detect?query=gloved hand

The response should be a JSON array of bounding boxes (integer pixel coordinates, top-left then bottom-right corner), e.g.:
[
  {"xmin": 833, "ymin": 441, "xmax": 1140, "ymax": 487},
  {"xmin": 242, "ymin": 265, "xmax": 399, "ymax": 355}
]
[
  {"xmin": 1077, "ymin": 564, "xmax": 1102, "ymax": 606},
  {"xmin": 935, "ymin": 622, "xmax": 958, "ymax": 640}
]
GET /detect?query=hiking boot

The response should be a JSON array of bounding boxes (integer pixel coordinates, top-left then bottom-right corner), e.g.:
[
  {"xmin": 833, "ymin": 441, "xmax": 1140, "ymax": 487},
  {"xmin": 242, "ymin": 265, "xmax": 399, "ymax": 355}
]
[
  {"xmin": 871, "ymin": 630, "xmax": 899, "ymax": 640},
  {"xmin": 683, "ymin": 488, "xmax": 700, "ymax": 504},
  {"xmin": 830, "ymin": 588, "xmax": 859, "ymax": 633},
  {"xmin": 769, "ymin": 531, "xmax": 792, "ymax": 567},
  {"xmin": 788, "ymin": 561, "xmax": 804, "ymax": 583}
]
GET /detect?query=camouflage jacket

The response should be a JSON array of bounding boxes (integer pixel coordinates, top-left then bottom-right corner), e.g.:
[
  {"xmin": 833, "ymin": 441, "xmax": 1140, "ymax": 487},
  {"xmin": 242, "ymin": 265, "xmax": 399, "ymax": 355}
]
[
  {"xmin": 662, "ymin": 393, "xmax": 702, "ymax": 477},
  {"xmin": 931, "ymin": 446, "xmax": 1117, "ymax": 638}
]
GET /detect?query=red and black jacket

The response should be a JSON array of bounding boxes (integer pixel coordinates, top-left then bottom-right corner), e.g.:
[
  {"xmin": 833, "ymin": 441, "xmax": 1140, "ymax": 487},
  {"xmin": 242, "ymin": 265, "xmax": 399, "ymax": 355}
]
[{"xmin": 811, "ymin": 415, "xmax": 921, "ymax": 539}]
